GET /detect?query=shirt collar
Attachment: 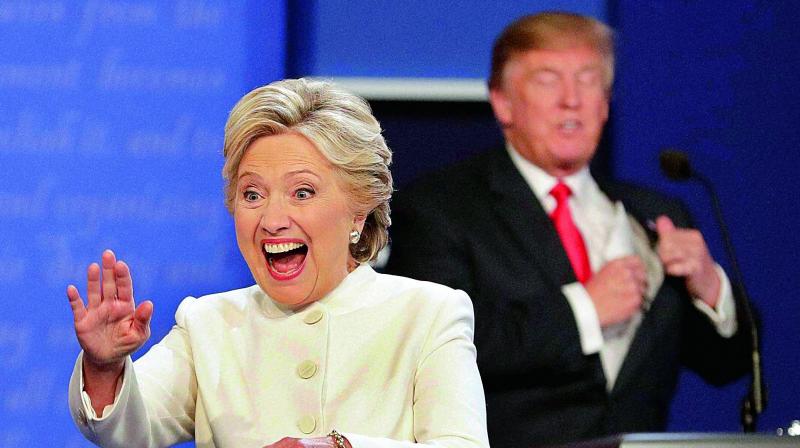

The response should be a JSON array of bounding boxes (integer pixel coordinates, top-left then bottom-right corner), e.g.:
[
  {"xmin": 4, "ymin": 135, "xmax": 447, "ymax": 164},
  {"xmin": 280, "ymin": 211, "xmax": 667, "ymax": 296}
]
[{"xmin": 505, "ymin": 142, "xmax": 593, "ymax": 204}]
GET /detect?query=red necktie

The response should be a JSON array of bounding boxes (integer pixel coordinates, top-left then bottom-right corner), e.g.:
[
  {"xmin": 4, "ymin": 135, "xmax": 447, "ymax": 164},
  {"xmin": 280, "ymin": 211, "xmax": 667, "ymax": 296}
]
[{"xmin": 549, "ymin": 181, "xmax": 592, "ymax": 283}]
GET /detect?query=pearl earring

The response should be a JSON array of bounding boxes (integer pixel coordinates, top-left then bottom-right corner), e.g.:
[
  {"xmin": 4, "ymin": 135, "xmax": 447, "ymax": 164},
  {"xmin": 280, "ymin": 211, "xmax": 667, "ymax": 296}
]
[{"xmin": 349, "ymin": 230, "xmax": 361, "ymax": 244}]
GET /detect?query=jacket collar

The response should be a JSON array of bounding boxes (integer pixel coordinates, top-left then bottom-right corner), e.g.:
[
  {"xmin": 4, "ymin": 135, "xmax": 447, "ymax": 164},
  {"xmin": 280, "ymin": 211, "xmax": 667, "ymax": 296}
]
[{"xmin": 254, "ymin": 264, "xmax": 379, "ymax": 319}]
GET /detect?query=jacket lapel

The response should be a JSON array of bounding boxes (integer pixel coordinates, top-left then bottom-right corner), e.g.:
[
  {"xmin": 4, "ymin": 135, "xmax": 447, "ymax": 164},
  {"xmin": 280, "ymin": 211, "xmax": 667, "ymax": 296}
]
[
  {"xmin": 486, "ymin": 149, "xmax": 577, "ymax": 289},
  {"xmin": 627, "ymin": 215, "xmax": 664, "ymax": 309}
]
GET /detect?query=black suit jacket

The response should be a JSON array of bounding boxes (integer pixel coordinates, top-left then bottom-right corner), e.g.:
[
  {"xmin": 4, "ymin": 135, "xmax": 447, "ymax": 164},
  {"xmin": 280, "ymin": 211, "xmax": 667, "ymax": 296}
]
[{"xmin": 385, "ymin": 148, "xmax": 752, "ymax": 447}]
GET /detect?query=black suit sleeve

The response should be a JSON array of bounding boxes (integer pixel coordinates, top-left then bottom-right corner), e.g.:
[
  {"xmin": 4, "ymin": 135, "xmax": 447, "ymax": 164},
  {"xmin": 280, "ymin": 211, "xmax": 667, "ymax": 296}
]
[
  {"xmin": 622, "ymin": 189, "xmax": 754, "ymax": 386},
  {"xmin": 680, "ymin": 291, "xmax": 755, "ymax": 386},
  {"xmin": 675, "ymin": 204, "xmax": 754, "ymax": 385}
]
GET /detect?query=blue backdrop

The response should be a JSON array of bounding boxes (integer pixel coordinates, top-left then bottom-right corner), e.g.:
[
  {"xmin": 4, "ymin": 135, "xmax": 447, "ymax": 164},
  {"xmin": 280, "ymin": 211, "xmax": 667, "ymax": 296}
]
[
  {"xmin": 287, "ymin": 0, "xmax": 605, "ymax": 78},
  {"xmin": 1, "ymin": 0, "xmax": 797, "ymax": 446},
  {"xmin": 610, "ymin": 0, "xmax": 800, "ymax": 432},
  {"xmin": 0, "ymin": 1, "xmax": 284, "ymax": 445}
]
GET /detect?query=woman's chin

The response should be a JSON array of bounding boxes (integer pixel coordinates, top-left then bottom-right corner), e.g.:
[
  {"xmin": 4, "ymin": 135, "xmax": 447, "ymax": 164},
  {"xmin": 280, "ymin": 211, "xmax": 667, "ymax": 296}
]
[
  {"xmin": 256, "ymin": 272, "xmax": 316, "ymax": 308},
  {"xmin": 275, "ymin": 293, "xmax": 313, "ymax": 308}
]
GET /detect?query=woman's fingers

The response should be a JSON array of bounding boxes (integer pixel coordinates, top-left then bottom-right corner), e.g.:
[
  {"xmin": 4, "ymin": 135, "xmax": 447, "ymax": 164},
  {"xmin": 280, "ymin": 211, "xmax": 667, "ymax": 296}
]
[
  {"xmin": 134, "ymin": 300, "xmax": 154, "ymax": 332},
  {"xmin": 114, "ymin": 260, "xmax": 134, "ymax": 303},
  {"xmin": 80, "ymin": 250, "xmax": 135, "ymax": 314},
  {"xmin": 68, "ymin": 250, "xmax": 150, "ymax": 365},
  {"xmin": 86, "ymin": 262, "xmax": 102, "ymax": 309},
  {"xmin": 101, "ymin": 249, "xmax": 118, "ymax": 302},
  {"xmin": 66, "ymin": 284, "xmax": 87, "ymax": 322}
]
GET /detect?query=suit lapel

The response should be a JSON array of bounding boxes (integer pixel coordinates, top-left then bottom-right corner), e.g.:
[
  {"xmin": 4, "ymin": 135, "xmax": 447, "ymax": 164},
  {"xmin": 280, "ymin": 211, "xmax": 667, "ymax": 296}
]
[
  {"xmin": 627, "ymin": 215, "xmax": 664, "ymax": 309},
  {"xmin": 600, "ymin": 183, "xmax": 669, "ymax": 395},
  {"xmin": 599, "ymin": 181, "xmax": 660, "ymax": 245},
  {"xmin": 486, "ymin": 149, "xmax": 577, "ymax": 289}
]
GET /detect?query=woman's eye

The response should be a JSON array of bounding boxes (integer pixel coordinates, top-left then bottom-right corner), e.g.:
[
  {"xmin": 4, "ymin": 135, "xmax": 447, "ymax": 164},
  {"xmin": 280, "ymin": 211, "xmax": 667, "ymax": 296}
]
[
  {"xmin": 243, "ymin": 190, "xmax": 261, "ymax": 202},
  {"xmin": 294, "ymin": 188, "xmax": 314, "ymax": 200}
]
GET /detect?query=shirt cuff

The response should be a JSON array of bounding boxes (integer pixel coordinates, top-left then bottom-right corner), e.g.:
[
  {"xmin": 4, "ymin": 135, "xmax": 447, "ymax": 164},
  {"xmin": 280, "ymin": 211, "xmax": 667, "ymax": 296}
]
[
  {"xmin": 562, "ymin": 282, "xmax": 604, "ymax": 354},
  {"xmin": 78, "ymin": 351, "xmax": 129, "ymax": 420},
  {"xmin": 691, "ymin": 264, "xmax": 738, "ymax": 338}
]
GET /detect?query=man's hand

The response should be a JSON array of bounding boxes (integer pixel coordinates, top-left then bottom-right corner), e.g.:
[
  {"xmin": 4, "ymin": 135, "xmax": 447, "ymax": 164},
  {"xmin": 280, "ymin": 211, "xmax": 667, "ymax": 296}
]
[
  {"xmin": 585, "ymin": 255, "xmax": 647, "ymax": 327},
  {"xmin": 655, "ymin": 215, "xmax": 721, "ymax": 306}
]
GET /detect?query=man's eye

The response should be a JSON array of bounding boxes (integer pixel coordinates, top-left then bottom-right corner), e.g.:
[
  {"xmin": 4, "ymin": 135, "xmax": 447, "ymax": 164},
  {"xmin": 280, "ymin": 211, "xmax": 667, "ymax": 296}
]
[
  {"xmin": 577, "ymin": 70, "xmax": 601, "ymax": 85},
  {"xmin": 532, "ymin": 71, "xmax": 559, "ymax": 84},
  {"xmin": 295, "ymin": 188, "xmax": 314, "ymax": 200}
]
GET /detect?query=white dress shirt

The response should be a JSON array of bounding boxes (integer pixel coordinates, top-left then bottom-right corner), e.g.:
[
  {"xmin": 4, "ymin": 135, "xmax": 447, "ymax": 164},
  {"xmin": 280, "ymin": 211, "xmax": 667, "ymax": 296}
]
[
  {"xmin": 69, "ymin": 265, "xmax": 489, "ymax": 448},
  {"xmin": 506, "ymin": 145, "xmax": 737, "ymax": 389}
]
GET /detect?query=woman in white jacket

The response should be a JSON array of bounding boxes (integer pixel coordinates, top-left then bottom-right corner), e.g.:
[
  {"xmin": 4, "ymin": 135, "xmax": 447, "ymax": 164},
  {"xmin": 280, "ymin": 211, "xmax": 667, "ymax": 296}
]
[{"xmin": 66, "ymin": 78, "xmax": 489, "ymax": 448}]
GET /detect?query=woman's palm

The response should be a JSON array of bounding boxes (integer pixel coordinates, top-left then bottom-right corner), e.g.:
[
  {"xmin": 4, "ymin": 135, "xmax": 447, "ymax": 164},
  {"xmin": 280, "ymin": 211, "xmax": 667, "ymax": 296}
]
[{"xmin": 67, "ymin": 250, "xmax": 153, "ymax": 367}]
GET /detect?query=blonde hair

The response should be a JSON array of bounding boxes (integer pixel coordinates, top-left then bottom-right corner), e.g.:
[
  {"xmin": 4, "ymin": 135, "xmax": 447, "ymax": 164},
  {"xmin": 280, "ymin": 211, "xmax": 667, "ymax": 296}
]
[
  {"xmin": 489, "ymin": 11, "xmax": 615, "ymax": 92},
  {"xmin": 222, "ymin": 78, "xmax": 393, "ymax": 263}
]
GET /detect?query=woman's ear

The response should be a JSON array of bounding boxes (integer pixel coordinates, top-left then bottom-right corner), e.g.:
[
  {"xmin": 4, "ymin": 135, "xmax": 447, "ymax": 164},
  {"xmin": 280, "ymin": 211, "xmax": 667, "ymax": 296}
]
[{"xmin": 353, "ymin": 213, "xmax": 367, "ymax": 233}]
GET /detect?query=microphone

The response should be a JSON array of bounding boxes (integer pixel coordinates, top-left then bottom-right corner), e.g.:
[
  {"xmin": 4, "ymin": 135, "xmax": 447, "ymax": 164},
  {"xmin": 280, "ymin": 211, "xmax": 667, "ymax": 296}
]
[
  {"xmin": 658, "ymin": 148, "xmax": 766, "ymax": 432},
  {"xmin": 659, "ymin": 149, "xmax": 693, "ymax": 180}
]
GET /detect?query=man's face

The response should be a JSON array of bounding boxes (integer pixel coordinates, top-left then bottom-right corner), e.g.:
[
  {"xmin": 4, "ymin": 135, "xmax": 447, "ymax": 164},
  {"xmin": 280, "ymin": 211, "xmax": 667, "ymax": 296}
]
[{"xmin": 489, "ymin": 46, "xmax": 610, "ymax": 177}]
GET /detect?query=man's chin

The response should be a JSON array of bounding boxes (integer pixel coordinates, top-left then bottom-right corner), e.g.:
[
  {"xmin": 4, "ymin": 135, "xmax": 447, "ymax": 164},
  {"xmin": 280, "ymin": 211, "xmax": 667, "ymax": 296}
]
[{"xmin": 554, "ymin": 150, "xmax": 595, "ymax": 170}]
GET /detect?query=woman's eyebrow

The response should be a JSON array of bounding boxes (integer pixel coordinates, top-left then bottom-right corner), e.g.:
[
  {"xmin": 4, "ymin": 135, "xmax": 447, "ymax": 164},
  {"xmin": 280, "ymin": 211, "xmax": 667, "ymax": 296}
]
[
  {"xmin": 237, "ymin": 170, "xmax": 262, "ymax": 181},
  {"xmin": 285, "ymin": 168, "xmax": 322, "ymax": 180}
]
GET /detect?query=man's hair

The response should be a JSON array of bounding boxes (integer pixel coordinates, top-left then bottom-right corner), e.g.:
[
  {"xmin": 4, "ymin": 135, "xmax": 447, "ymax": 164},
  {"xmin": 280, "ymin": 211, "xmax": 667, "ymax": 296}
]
[{"xmin": 488, "ymin": 11, "xmax": 615, "ymax": 91}]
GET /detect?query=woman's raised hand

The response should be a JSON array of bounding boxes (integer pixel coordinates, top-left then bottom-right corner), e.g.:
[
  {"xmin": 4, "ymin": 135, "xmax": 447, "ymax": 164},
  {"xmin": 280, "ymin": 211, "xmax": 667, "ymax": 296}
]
[{"xmin": 67, "ymin": 250, "xmax": 153, "ymax": 370}]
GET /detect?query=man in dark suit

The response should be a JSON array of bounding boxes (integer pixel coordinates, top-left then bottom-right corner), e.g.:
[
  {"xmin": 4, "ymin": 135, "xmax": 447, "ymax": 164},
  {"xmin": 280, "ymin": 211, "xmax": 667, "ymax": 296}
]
[{"xmin": 385, "ymin": 12, "xmax": 752, "ymax": 446}]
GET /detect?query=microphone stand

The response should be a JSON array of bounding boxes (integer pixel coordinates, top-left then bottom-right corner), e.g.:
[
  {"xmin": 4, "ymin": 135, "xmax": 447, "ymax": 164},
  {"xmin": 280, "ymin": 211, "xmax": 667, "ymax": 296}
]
[{"xmin": 691, "ymin": 171, "xmax": 766, "ymax": 432}]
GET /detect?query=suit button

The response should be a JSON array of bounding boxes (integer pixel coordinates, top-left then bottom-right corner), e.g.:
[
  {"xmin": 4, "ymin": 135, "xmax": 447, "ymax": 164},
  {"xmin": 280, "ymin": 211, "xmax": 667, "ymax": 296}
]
[
  {"xmin": 297, "ymin": 360, "xmax": 318, "ymax": 379},
  {"xmin": 298, "ymin": 415, "xmax": 316, "ymax": 434},
  {"xmin": 303, "ymin": 310, "xmax": 324, "ymax": 324}
]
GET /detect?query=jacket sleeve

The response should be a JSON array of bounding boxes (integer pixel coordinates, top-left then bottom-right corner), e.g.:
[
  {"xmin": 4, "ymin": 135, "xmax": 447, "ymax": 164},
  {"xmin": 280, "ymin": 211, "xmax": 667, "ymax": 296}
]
[
  {"xmin": 68, "ymin": 299, "xmax": 199, "ymax": 448},
  {"xmin": 344, "ymin": 289, "xmax": 489, "ymax": 448},
  {"xmin": 635, "ymin": 192, "xmax": 754, "ymax": 386}
]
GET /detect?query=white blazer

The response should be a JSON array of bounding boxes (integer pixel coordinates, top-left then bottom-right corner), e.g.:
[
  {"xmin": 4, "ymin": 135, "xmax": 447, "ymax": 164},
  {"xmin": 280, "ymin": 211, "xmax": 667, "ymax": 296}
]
[{"xmin": 69, "ymin": 265, "xmax": 489, "ymax": 448}]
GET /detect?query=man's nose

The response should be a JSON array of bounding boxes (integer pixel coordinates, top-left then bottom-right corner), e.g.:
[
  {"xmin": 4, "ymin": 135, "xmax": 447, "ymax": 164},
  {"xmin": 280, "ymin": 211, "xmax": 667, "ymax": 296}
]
[
  {"xmin": 259, "ymin": 199, "xmax": 291, "ymax": 234},
  {"xmin": 560, "ymin": 79, "xmax": 581, "ymax": 109}
]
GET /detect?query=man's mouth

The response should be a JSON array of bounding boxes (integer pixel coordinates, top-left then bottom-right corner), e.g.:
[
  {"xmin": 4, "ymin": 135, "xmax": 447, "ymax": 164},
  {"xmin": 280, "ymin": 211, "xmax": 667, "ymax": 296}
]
[
  {"xmin": 263, "ymin": 241, "xmax": 308, "ymax": 280},
  {"xmin": 558, "ymin": 119, "xmax": 582, "ymax": 133}
]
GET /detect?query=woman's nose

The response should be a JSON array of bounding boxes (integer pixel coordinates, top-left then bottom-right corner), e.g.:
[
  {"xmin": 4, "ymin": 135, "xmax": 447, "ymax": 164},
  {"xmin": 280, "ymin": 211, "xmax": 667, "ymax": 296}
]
[{"xmin": 259, "ymin": 199, "xmax": 291, "ymax": 234}]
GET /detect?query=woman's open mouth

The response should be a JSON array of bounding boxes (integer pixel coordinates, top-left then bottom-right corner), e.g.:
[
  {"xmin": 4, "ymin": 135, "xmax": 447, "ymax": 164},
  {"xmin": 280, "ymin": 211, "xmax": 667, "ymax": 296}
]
[{"xmin": 263, "ymin": 240, "xmax": 308, "ymax": 281}]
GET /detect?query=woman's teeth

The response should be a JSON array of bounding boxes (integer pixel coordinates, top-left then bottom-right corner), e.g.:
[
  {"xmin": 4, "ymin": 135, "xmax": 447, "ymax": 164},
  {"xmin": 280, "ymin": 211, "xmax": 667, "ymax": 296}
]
[{"xmin": 264, "ymin": 242, "xmax": 305, "ymax": 253}]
